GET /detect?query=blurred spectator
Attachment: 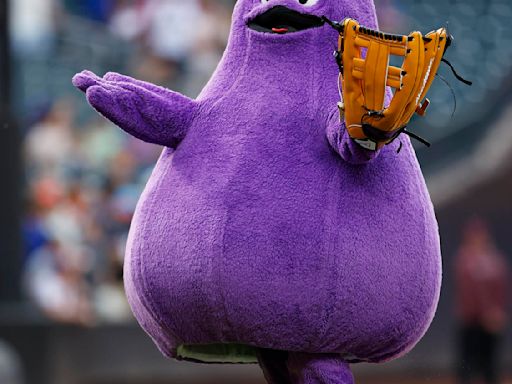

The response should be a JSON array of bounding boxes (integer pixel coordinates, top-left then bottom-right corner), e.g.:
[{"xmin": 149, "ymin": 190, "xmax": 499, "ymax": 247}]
[
  {"xmin": 187, "ymin": 0, "xmax": 232, "ymax": 95},
  {"xmin": 454, "ymin": 218, "xmax": 510, "ymax": 384},
  {"xmin": 144, "ymin": 0, "xmax": 203, "ymax": 62},
  {"xmin": 24, "ymin": 100, "xmax": 78, "ymax": 181},
  {"xmin": 10, "ymin": 0, "xmax": 58, "ymax": 57},
  {"xmin": 374, "ymin": 0, "xmax": 410, "ymax": 33},
  {"xmin": 108, "ymin": 0, "xmax": 147, "ymax": 42},
  {"xmin": 23, "ymin": 239, "xmax": 95, "ymax": 326}
]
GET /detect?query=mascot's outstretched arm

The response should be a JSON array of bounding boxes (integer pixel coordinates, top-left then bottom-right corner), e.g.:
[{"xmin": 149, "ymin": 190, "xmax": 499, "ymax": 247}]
[{"xmin": 72, "ymin": 70, "xmax": 198, "ymax": 148}]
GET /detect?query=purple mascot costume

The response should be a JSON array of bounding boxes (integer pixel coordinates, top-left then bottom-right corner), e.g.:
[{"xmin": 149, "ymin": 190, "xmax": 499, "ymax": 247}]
[{"xmin": 73, "ymin": 0, "xmax": 442, "ymax": 382}]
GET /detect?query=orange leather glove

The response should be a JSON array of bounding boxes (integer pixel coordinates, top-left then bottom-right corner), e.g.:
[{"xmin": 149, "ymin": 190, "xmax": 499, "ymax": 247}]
[{"xmin": 334, "ymin": 19, "xmax": 453, "ymax": 150}]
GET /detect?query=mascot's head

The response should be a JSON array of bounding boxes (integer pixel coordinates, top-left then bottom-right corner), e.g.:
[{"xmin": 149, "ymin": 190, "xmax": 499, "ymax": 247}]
[
  {"xmin": 233, "ymin": 0, "xmax": 379, "ymax": 38},
  {"xmin": 199, "ymin": 0, "xmax": 380, "ymax": 105}
]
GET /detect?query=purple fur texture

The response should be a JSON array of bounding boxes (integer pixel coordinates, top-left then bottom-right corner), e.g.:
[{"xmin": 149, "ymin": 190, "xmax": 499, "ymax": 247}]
[
  {"xmin": 258, "ymin": 349, "xmax": 355, "ymax": 384},
  {"xmin": 73, "ymin": 0, "xmax": 442, "ymax": 381}
]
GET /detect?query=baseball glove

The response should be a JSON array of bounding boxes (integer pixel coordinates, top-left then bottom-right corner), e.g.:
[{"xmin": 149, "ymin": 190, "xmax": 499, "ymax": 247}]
[{"xmin": 323, "ymin": 17, "xmax": 471, "ymax": 151}]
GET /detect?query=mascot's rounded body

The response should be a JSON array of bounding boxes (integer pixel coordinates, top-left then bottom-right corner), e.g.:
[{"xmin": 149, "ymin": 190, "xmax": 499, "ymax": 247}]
[{"xmin": 74, "ymin": 0, "xmax": 442, "ymax": 382}]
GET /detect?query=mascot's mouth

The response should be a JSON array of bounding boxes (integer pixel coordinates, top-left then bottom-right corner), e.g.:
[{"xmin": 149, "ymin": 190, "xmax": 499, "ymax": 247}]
[{"xmin": 248, "ymin": 6, "xmax": 325, "ymax": 34}]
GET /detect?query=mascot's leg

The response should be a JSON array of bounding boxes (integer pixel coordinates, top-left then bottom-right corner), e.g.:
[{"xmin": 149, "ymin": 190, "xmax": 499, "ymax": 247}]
[
  {"xmin": 287, "ymin": 352, "xmax": 355, "ymax": 384},
  {"xmin": 257, "ymin": 349, "xmax": 354, "ymax": 384}
]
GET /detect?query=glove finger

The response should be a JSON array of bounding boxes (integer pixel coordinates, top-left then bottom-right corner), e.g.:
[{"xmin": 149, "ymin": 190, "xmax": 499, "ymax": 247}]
[
  {"xmin": 72, "ymin": 70, "xmax": 104, "ymax": 93},
  {"xmin": 383, "ymin": 32, "xmax": 425, "ymax": 130}
]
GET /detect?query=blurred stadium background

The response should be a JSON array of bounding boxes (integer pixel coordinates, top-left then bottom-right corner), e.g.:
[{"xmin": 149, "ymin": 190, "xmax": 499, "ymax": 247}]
[{"xmin": 0, "ymin": 0, "xmax": 511, "ymax": 383}]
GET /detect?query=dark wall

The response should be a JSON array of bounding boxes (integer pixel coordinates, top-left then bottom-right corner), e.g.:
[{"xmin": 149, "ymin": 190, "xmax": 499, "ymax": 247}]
[{"xmin": 0, "ymin": 0, "xmax": 22, "ymax": 302}]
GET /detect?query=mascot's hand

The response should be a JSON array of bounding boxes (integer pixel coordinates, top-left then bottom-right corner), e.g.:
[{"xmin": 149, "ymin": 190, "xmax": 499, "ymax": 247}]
[
  {"xmin": 72, "ymin": 70, "xmax": 197, "ymax": 147},
  {"xmin": 330, "ymin": 18, "xmax": 471, "ymax": 151}
]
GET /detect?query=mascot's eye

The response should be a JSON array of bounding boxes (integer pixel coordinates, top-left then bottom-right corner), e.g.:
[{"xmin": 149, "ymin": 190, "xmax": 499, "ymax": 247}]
[
  {"xmin": 298, "ymin": 0, "xmax": 319, "ymax": 6},
  {"xmin": 260, "ymin": 0, "xmax": 270, "ymax": 3}
]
